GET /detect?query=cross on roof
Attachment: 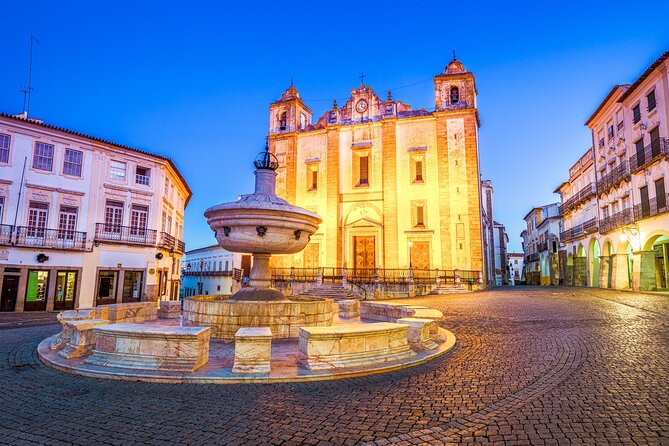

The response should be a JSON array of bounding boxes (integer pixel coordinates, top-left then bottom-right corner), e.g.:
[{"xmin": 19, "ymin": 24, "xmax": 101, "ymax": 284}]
[{"xmin": 359, "ymin": 73, "xmax": 366, "ymax": 85}]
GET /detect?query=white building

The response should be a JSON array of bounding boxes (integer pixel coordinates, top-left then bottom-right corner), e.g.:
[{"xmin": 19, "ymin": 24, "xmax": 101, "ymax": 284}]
[
  {"xmin": 181, "ymin": 245, "xmax": 244, "ymax": 297},
  {"xmin": 492, "ymin": 220, "xmax": 509, "ymax": 284},
  {"xmin": 521, "ymin": 203, "xmax": 561, "ymax": 285},
  {"xmin": 0, "ymin": 113, "xmax": 190, "ymax": 312},
  {"xmin": 507, "ymin": 252, "xmax": 524, "ymax": 284}
]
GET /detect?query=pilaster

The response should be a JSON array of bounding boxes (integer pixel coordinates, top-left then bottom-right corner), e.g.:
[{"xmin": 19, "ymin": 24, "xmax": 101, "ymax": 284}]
[{"xmin": 381, "ymin": 119, "xmax": 399, "ymax": 268}]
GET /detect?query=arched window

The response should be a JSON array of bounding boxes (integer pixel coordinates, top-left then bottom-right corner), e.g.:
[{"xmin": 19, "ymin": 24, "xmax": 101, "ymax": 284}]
[
  {"xmin": 450, "ymin": 86, "xmax": 459, "ymax": 104},
  {"xmin": 279, "ymin": 112, "xmax": 287, "ymax": 130},
  {"xmin": 299, "ymin": 114, "xmax": 305, "ymax": 130}
]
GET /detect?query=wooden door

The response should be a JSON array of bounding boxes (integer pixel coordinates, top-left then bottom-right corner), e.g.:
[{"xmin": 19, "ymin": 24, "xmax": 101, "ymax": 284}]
[
  {"xmin": 353, "ymin": 236, "xmax": 375, "ymax": 270},
  {"xmin": 1, "ymin": 276, "xmax": 18, "ymax": 312},
  {"xmin": 411, "ymin": 241, "xmax": 430, "ymax": 270}
]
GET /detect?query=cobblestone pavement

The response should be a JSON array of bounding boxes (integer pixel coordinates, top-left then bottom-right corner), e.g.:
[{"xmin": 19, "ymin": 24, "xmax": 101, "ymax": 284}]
[{"xmin": 1, "ymin": 287, "xmax": 668, "ymax": 446}]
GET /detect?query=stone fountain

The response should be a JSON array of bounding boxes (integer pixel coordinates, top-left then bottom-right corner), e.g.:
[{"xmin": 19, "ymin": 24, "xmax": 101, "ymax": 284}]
[{"xmin": 182, "ymin": 145, "xmax": 333, "ymax": 339}]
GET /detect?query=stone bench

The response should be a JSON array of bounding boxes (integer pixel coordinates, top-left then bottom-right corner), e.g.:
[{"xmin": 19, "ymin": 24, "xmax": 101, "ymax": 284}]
[
  {"xmin": 298, "ymin": 323, "xmax": 415, "ymax": 370},
  {"xmin": 85, "ymin": 323, "xmax": 210, "ymax": 372},
  {"xmin": 233, "ymin": 327, "xmax": 272, "ymax": 374},
  {"xmin": 99, "ymin": 302, "xmax": 158, "ymax": 323},
  {"xmin": 337, "ymin": 299, "xmax": 360, "ymax": 319},
  {"xmin": 58, "ymin": 319, "xmax": 110, "ymax": 359},
  {"xmin": 360, "ymin": 302, "xmax": 442, "ymax": 322},
  {"xmin": 397, "ymin": 318, "xmax": 443, "ymax": 350}
]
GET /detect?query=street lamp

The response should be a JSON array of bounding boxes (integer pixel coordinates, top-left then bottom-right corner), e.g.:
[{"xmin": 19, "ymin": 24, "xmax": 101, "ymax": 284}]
[{"xmin": 408, "ymin": 241, "xmax": 413, "ymax": 269}]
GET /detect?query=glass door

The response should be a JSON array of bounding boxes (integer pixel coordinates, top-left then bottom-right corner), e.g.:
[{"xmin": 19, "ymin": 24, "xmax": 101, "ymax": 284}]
[
  {"xmin": 54, "ymin": 271, "xmax": 77, "ymax": 311},
  {"xmin": 24, "ymin": 270, "xmax": 50, "ymax": 311}
]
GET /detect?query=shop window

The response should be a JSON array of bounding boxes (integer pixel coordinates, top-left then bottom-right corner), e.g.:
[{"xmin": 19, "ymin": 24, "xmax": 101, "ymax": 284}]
[
  {"xmin": 25, "ymin": 270, "xmax": 49, "ymax": 311},
  {"xmin": 122, "ymin": 271, "xmax": 143, "ymax": 303},
  {"xmin": 97, "ymin": 270, "xmax": 118, "ymax": 305}
]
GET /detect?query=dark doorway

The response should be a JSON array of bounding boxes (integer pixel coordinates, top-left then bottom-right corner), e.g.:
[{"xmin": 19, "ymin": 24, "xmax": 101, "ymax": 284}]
[{"xmin": 1, "ymin": 275, "xmax": 19, "ymax": 312}]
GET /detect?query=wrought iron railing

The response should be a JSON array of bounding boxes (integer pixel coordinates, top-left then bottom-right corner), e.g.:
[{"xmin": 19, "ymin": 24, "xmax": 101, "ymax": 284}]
[
  {"xmin": 0, "ymin": 224, "xmax": 12, "ymax": 246},
  {"xmin": 94, "ymin": 223, "xmax": 157, "ymax": 246},
  {"xmin": 15, "ymin": 226, "xmax": 86, "ymax": 250},
  {"xmin": 634, "ymin": 193, "xmax": 669, "ymax": 221},
  {"xmin": 599, "ymin": 208, "xmax": 634, "ymax": 234},
  {"xmin": 157, "ymin": 232, "xmax": 185, "ymax": 253},
  {"xmin": 270, "ymin": 267, "xmax": 482, "ymax": 285},
  {"xmin": 526, "ymin": 253, "xmax": 540, "ymax": 262},
  {"xmin": 560, "ymin": 217, "xmax": 598, "ymax": 242},
  {"xmin": 559, "ymin": 183, "xmax": 596, "ymax": 214},
  {"xmin": 630, "ymin": 138, "xmax": 668, "ymax": 172},
  {"xmin": 596, "ymin": 162, "xmax": 630, "ymax": 195},
  {"xmin": 537, "ymin": 241, "xmax": 548, "ymax": 252},
  {"xmin": 182, "ymin": 270, "xmax": 232, "ymax": 277}
]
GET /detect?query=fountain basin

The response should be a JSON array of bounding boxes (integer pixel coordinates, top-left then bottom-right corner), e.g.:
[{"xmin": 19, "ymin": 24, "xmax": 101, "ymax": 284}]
[{"xmin": 183, "ymin": 295, "xmax": 334, "ymax": 340}]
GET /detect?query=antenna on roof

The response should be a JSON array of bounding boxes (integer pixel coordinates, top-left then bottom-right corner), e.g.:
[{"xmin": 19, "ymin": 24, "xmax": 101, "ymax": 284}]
[{"xmin": 20, "ymin": 34, "xmax": 39, "ymax": 117}]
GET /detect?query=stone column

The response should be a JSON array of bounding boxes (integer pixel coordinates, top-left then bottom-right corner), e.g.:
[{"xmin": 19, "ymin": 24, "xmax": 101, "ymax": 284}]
[
  {"xmin": 598, "ymin": 255, "xmax": 612, "ymax": 288},
  {"xmin": 573, "ymin": 257, "xmax": 587, "ymax": 287},
  {"xmin": 610, "ymin": 254, "xmax": 630, "ymax": 289},
  {"xmin": 633, "ymin": 250, "xmax": 657, "ymax": 291},
  {"xmin": 249, "ymin": 253, "xmax": 272, "ymax": 288}
]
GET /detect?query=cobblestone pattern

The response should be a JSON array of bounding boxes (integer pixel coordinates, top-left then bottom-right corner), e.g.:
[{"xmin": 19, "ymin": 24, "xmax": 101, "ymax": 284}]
[{"xmin": 0, "ymin": 287, "xmax": 668, "ymax": 445}]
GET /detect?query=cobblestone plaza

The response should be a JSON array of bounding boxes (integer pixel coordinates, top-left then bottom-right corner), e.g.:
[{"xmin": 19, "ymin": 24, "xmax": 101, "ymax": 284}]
[{"xmin": 1, "ymin": 287, "xmax": 668, "ymax": 445}]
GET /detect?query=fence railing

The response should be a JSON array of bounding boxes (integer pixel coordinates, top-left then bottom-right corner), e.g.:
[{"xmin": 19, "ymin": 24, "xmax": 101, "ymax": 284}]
[
  {"xmin": 182, "ymin": 270, "xmax": 232, "ymax": 277},
  {"xmin": 599, "ymin": 208, "xmax": 634, "ymax": 233},
  {"xmin": 630, "ymin": 138, "xmax": 668, "ymax": 172},
  {"xmin": 157, "ymin": 232, "xmax": 186, "ymax": 254},
  {"xmin": 94, "ymin": 223, "xmax": 157, "ymax": 246},
  {"xmin": 559, "ymin": 183, "xmax": 596, "ymax": 215},
  {"xmin": 634, "ymin": 193, "xmax": 669, "ymax": 221},
  {"xmin": 560, "ymin": 217, "xmax": 598, "ymax": 241},
  {"xmin": 15, "ymin": 226, "xmax": 87, "ymax": 250},
  {"xmin": 270, "ymin": 267, "xmax": 482, "ymax": 285},
  {"xmin": 596, "ymin": 162, "xmax": 630, "ymax": 195}
]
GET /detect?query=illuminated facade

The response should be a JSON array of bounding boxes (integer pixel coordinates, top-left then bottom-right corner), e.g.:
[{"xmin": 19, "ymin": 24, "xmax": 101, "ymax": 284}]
[
  {"xmin": 554, "ymin": 49, "xmax": 669, "ymax": 291},
  {"xmin": 267, "ymin": 59, "xmax": 484, "ymax": 277}
]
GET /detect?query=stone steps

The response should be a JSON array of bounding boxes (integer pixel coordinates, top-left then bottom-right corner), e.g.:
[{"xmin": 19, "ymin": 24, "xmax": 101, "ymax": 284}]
[
  {"xmin": 298, "ymin": 284, "xmax": 360, "ymax": 301},
  {"xmin": 428, "ymin": 284, "xmax": 471, "ymax": 295}
]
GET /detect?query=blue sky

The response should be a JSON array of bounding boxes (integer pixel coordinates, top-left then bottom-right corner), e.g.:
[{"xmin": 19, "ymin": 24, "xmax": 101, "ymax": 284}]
[{"xmin": 1, "ymin": 1, "xmax": 668, "ymax": 252}]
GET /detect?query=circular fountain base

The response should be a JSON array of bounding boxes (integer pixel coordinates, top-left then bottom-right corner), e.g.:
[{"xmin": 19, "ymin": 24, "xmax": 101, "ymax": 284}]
[
  {"xmin": 229, "ymin": 287, "xmax": 288, "ymax": 302},
  {"xmin": 183, "ymin": 295, "xmax": 334, "ymax": 340}
]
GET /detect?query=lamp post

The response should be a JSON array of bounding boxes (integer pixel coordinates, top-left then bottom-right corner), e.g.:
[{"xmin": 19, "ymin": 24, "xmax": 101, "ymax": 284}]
[
  {"xmin": 408, "ymin": 241, "xmax": 413, "ymax": 269},
  {"xmin": 199, "ymin": 259, "xmax": 204, "ymax": 295},
  {"xmin": 186, "ymin": 263, "xmax": 191, "ymax": 296}
]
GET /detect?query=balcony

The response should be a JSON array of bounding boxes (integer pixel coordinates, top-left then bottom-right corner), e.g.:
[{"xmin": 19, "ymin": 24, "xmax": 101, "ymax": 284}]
[
  {"xmin": 634, "ymin": 194, "xmax": 669, "ymax": 221},
  {"xmin": 15, "ymin": 227, "xmax": 87, "ymax": 251},
  {"xmin": 526, "ymin": 252, "xmax": 540, "ymax": 262},
  {"xmin": 94, "ymin": 223, "xmax": 157, "ymax": 246},
  {"xmin": 158, "ymin": 232, "xmax": 186, "ymax": 254},
  {"xmin": 630, "ymin": 138, "xmax": 669, "ymax": 172},
  {"xmin": 537, "ymin": 241, "xmax": 548, "ymax": 252},
  {"xmin": 559, "ymin": 183, "xmax": 597, "ymax": 215},
  {"xmin": 599, "ymin": 208, "xmax": 634, "ymax": 234},
  {"xmin": 560, "ymin": 217, "xmax": 598, "ymax": 242},
  {"xmin": 182, "ymin": 270, "xmax": 232, "ymax": 277},
  {"xmin": 596, "ymin": 162, "xmax": 630, "ymax": 195},
  {"xmin": 0, "ymin": 224, "xmax": 12, "ymax": 246}
]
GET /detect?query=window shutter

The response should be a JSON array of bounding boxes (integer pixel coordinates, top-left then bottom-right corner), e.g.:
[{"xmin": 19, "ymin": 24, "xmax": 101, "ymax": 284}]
[{"xmin": 360, "ymin": 156, "xmax": 369, "ymax": 184}]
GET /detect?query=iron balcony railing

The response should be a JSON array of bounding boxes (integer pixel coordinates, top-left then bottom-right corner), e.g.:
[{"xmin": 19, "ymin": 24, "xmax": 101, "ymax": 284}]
[
  {"xmin": 596, "ymin": 162, "xmax": 630, "ymax": 195},
  {"xmin": 560, "ymin": 217, "xmax": 598, "ymax": 242},
  {"xmin": 537, "ymin": 241, "xmax": 548, "ymax": 252},
  {"xmin": 526, "ymin": 253, "xmax": 540, "ymax": 262},
  {"xmin": 630, "ymin": 138, "xmax": 669, "ymax": 172},
  {"xmin": 157, "ymin": 232, "xmax": 186, "ymax": 254},
  {"xmin": 182, "ymin": 270, "xmax": 232, "ymax": 277},
  {"xmin": 559, "ymin": 183, "xmax": 596, "ymax": 215},
  {"xmin": 599, "ymin": 208, "xmax": 634, "ymax": 234},
  {"xmin": 94, "ymin": 223, "xmax": 157, "ymax": 246},
  {"xmin": 634, "ymin": 193, "xmax": 669, "ymax": 221},
  {"xmin": 15, "ymin": 226, "xmax": 87, "ymax": 250},
  {"xmin": 0, "ymin": 224, "xmax": 12, "ymax": 246}
]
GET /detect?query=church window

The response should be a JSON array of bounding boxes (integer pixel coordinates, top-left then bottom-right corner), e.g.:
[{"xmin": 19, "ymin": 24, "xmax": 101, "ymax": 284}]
[
  {"xmin": 412, "ymin": 201, "xmax": 427, "ymax": 228},
  {"xmin": 299, "ymin": 114, "xmax": 306, "ymax": 130},
  {"xmin": 450, "ymin": 86, "xmax": 460, "ymax": 104},
  {"xmin": 357, "ymin": 155, "xmax": 369, "ymax": 187},
  {"xmin": 279, "ymin": 112, "xmax": 287, "ymax": 130},
  {"xmin": 415, "ymin": 160, "xmax": 424, "ymax": 183}
]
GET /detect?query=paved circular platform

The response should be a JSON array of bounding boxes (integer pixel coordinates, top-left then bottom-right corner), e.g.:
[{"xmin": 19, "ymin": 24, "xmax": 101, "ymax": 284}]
[
  {"xmin": 37, "ymin": 326, "xmax": 456, "ymax": 384},
  {"xmin": 2, "ymin": 287, "xmax": 669, "ymax": 445}
]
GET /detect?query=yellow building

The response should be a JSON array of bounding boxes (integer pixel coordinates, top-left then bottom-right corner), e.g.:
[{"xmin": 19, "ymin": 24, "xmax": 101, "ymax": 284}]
[{"xmin": 267, "ymin": 58, "xmax": 483, "ymax": 278}]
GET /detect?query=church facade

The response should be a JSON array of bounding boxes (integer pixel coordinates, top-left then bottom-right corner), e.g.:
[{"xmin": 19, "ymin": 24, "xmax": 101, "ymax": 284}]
[{"xmin": 267, "ymin": 58, "xmax": 484, "ymax": 278}]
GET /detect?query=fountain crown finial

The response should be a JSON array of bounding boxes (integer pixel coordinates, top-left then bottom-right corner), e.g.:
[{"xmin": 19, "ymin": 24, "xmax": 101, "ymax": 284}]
[{"xmin": 254, "ymin": 140, "xmax": 280, "ymax": 171}]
